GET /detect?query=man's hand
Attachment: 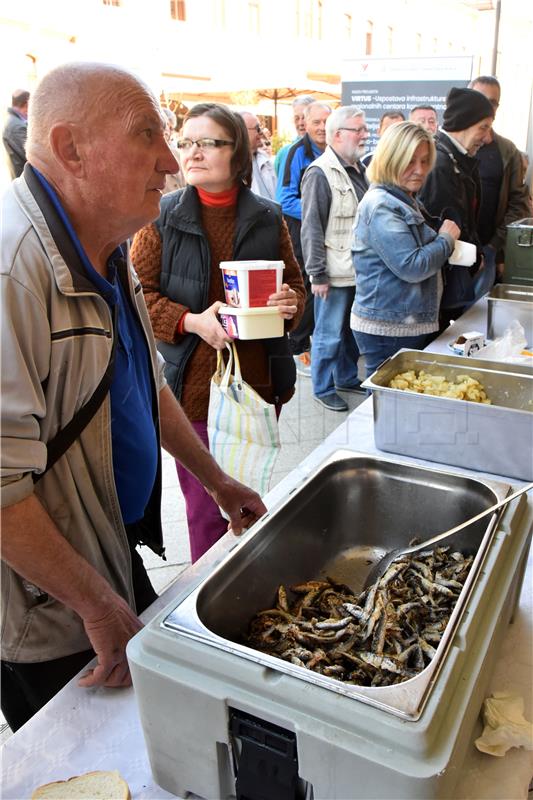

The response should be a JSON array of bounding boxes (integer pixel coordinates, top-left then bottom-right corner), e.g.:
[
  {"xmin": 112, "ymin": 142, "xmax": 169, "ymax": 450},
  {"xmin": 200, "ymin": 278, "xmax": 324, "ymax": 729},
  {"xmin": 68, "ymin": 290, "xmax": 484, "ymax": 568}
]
[
  {"xmin": 1, "ymin": 493, "xmax": 143, "ymax": 693},
  {"xmin": 311, "ymin": 281, "xmax": 329, "ymax": 300},
  {"xmin": 183, "ymin": 301, "xmax": 232, "ymax": 349},
  {"xmin": 78, "ymin": 594, "xmax": 143, "ymax": 689},
  {"xmin": 207, "ymin": 474, "xmax": 267, "ymax": 536},
  {"xmin": 267, "ymin": 283, "xmax": 298, "ymax": 319}
]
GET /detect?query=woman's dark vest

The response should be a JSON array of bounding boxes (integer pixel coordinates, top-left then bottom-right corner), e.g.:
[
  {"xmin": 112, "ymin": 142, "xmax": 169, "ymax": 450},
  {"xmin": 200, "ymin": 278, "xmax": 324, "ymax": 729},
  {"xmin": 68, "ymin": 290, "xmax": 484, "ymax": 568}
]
[{"xmin": 154, "ymin": 185, "xmax": 296, "ymax": 402}]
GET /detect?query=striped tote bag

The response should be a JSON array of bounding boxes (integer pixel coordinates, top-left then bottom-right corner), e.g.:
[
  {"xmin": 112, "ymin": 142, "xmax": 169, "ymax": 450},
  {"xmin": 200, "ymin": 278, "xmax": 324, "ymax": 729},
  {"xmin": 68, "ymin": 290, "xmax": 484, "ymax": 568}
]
[{"xmin": 207, "ymin": 342, "xmax": 280, "ymax": 499}]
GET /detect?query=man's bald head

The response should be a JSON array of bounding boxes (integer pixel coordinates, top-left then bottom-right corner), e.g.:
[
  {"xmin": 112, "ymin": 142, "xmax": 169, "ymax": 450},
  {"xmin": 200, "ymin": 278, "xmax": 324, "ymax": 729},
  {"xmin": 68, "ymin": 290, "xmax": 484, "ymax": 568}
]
[
  {"xmin": 23, "ymin": 62, "xmax": 177, "ymax": 263},
  {"xmin": 26, "ymin": 62, "xmax": 162, "ymax": 164}
]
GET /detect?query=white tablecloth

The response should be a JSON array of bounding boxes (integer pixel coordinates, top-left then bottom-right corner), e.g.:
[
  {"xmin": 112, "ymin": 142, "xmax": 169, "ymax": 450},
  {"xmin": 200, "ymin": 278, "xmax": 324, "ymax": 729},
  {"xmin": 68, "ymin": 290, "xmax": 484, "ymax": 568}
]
[{"xmin": 2, "ymin": 301, "xmax": 532, "ymax": 800}]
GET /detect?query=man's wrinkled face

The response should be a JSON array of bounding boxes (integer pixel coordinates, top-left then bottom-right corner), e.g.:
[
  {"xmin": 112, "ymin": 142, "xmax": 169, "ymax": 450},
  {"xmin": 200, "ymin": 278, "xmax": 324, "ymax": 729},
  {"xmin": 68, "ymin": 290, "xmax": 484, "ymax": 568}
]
[
  {"xmin": 83, "ymin": 86, "xmax": 178, "ymax": 237},
  {"xmin": 334, "ymin": 116, "xmax": 369, "ymax": 164},
  {"xmin": 293, "ymin": 104, "xmax": 308, "ymax": 136},
  {"xmin": 460, "ymin": 117, "xmax": 494, "ymax": 155},
  {"xmin": 305, "ymin": 106, "xmax": 331, "ymax": 148},
  {"xmin": 378, "ymin": 114, "xmax": 404, "ymax": 135},
  {"xmin": 242, "ymin": 112, "xmax": 263, "ymax": 154},
  {"xmin": 409, "ymin": 108, "xmax": 438, "ymax": 134}
]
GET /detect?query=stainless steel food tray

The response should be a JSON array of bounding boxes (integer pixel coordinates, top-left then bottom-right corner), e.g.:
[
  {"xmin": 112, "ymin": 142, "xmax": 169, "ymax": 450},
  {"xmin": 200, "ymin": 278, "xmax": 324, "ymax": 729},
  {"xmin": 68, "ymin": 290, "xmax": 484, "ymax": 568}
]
[
  {"xmin": 362, "ymin": 349, "xmax": 533, "ymax": 480},
  {"xmin": 162, "ymin": 450, "xmax": 509, "ymax": 721},
  {"xmin": 487, "ymin": 283, "xmax": 533, "ymax": 346}
]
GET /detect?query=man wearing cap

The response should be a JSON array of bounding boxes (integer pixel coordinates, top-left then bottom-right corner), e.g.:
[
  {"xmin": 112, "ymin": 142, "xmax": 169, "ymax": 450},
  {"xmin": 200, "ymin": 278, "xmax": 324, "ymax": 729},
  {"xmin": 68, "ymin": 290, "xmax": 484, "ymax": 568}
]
[{"xmin": 419, "ymin": 87, "xmax": 495, "ymax": 325}]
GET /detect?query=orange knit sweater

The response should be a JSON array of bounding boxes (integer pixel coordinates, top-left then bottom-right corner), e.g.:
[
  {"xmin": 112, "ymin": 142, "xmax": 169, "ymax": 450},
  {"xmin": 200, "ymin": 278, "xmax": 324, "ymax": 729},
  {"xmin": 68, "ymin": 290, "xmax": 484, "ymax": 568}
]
[{"xmin": 131, "ymin": 204, "xmax": 305, "ymax": 421}]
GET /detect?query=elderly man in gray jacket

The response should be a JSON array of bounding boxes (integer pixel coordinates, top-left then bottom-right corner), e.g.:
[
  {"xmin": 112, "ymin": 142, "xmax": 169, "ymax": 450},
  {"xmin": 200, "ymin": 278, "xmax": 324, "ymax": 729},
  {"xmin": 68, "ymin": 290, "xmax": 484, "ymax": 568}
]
[
  {"xmin": 0, "ymin": 62, "xmax": 265, "ymax": 732},
  {"xmin": 300, "ymin": 106, "xmax": 369, "ymax": 411}
]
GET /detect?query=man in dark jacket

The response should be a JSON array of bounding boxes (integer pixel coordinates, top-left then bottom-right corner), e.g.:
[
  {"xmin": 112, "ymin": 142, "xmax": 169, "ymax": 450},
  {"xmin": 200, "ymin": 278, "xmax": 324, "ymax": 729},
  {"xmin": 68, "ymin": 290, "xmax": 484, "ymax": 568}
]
[
  {"xmin": 469, "ymin": 76, "xmax": 531, "ymax": 294},
  {"xmin": 2, "ymin": 89, "xmax": 29, "ymax": 178},
  {"xmin": 419, "ymin": 87, "xmax": 494, "ymax": 325}
]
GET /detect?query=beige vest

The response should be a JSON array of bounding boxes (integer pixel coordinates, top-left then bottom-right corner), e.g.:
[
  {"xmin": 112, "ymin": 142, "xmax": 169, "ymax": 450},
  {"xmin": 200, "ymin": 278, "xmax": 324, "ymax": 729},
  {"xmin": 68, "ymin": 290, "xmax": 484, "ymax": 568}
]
[{"xmin": 312, "ymin": 146, "xmax": 359, "ymax": 286}]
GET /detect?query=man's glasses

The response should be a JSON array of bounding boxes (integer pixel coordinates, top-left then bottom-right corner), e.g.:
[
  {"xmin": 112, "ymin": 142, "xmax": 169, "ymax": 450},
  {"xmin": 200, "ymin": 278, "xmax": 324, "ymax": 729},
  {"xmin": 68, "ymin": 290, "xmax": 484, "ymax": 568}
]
[
  {"xmin": 338, "ymin": 126, "xmax": 369, "ymax": 134},
  {"xmin": 247, "ymin": 124, "xmax": 262, "ymax": 133},
  {"xmin": 176, "ymin": 138, "xmax": 234, "ymax": 150}
]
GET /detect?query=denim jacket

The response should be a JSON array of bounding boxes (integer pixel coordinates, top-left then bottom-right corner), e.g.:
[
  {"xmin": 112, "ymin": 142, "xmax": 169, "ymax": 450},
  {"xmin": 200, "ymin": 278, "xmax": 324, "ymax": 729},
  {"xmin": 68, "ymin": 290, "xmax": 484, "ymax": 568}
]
[{"xmin": 352, "ymin": 184, "xmax": 454, "ymax": 324}]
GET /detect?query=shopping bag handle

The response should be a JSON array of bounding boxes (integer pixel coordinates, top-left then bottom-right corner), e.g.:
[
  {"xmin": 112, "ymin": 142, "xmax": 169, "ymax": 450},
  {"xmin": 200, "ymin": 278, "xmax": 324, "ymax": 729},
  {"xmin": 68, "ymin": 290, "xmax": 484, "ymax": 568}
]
[
  {"xmin": 216, "ymin": 343, "xmax": 232, "ymax": 384},
  {"xmin": 217, "ymin": 342, "xmax": 243, "ymax": 390}
]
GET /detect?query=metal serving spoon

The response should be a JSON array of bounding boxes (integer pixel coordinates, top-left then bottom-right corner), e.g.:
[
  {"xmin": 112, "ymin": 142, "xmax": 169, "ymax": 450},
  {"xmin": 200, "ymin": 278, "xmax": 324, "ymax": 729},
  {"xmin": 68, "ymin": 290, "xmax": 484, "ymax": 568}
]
[{"xmin": 363, "ymin": 481, "xmax": 533, "ymax": 590}]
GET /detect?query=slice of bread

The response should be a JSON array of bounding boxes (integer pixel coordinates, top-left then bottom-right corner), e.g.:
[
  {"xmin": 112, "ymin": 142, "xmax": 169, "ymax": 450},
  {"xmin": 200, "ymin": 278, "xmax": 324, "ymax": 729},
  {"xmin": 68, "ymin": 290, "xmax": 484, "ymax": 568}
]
[{"xmin": 31, "ymin": 770, "xmax": 131, "ymax": 800}]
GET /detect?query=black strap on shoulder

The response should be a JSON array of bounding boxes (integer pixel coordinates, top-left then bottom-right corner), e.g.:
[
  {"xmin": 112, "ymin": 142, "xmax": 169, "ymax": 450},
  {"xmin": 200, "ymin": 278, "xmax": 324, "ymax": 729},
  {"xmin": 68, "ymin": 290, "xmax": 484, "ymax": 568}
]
[{"xmin": 33, "ymin": 303, "xmax": 118, "ymax": 483}]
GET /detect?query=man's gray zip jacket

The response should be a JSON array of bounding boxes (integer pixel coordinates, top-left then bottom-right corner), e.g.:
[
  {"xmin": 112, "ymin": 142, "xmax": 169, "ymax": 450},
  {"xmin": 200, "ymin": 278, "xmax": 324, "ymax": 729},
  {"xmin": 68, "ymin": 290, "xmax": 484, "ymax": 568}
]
[{"xmin": 1, "ymin": 166, "xmax": 166, "ymax": 662}]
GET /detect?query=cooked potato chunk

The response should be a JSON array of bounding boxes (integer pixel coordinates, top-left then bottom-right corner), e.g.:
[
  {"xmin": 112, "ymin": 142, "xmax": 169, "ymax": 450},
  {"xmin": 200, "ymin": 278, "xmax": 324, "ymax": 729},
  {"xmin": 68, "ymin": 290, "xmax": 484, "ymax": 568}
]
[{"xmin": 389, "ymin": 370, "xmax": 491, "ymax": 403}]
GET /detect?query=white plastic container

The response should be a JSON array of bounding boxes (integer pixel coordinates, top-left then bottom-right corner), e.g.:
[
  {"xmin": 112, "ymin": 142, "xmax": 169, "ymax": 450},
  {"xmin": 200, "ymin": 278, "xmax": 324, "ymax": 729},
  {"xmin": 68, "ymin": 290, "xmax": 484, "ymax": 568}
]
[
  {"xmin": 220, "ymin": 260, "xmax": 283, "ymax": 308},
  {"xmin": 449, "ymin": 240, "xmax": 476, "ymax": 266},
  {"xmin": 218, "ymin": 305, "xmax": 283, "ymax": 340}
]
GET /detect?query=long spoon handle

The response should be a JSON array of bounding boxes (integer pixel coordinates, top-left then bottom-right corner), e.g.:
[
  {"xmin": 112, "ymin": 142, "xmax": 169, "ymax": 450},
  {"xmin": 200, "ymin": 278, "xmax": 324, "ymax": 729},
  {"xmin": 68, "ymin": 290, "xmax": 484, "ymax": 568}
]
[{"xmin": 405, "ymin": 481, "xmax": 533, "ymax": 555}]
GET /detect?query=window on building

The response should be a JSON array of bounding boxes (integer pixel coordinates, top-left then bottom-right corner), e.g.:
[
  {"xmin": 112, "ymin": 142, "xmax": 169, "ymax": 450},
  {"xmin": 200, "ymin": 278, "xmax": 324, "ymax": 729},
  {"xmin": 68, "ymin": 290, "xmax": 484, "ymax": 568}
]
[
  {"xmin": 366, "ymin": 20, "xmax": 373, "ymax": 55},
  {"xmin": 102, "ymin": 0, "xmax": 121, "ymax": 6},
  {"xmin": 344, "ymin": 13, "xmax": 352, "ymax": 40},
  {"xmin": 415, "ymin": 32, "xmax": 422, "ymax": 53},
  {"xmin": 170, "ymin": 0, "xmax": 186, "ymax": 20},
  {"xmin": 433, "ymin": 36, "xmax": 438, "ymax": 53},
  {"xmin": 387, "ymin": 26, "xmax": 394, "ymax": 54},
  {"xmin": 248, "ymin": 0, "xmax": 260, "ymax": 33}
]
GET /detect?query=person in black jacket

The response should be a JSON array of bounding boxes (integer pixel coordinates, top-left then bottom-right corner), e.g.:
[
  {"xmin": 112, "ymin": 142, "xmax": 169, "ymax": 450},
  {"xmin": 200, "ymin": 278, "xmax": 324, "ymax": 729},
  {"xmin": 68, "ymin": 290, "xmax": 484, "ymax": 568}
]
[{"xmin": 418, "ymin": 87, "xmax": 494, "ymax": 327}]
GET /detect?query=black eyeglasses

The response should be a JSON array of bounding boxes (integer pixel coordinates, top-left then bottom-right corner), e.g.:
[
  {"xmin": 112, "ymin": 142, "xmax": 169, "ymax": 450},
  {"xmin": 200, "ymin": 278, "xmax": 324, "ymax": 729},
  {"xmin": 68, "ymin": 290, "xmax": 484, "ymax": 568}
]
[
  {"xmin": 176, "ymin": 137, "xmax": 234, "ymax": 150},
  {"xmin": 247, "ymin": 124, "xmax": 262, "ymax": 133},
  {"xmin": 338, "ymin": 126, "xmax": 369, "ymax": 134}
]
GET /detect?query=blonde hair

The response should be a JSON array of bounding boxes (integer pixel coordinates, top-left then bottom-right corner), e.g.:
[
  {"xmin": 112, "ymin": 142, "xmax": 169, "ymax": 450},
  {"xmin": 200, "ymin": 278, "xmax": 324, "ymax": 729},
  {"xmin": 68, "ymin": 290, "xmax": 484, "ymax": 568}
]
[{"xmin": 366, "ymin": 121, "xmax": 436, "ymax": 186}]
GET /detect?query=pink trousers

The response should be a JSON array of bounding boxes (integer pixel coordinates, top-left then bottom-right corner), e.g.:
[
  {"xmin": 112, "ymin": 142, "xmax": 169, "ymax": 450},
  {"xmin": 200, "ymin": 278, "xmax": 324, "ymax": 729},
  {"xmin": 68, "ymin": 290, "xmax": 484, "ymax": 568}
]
[{"xmin": 175, "ymin": 420, "xmax": 227, "ymax": 563}]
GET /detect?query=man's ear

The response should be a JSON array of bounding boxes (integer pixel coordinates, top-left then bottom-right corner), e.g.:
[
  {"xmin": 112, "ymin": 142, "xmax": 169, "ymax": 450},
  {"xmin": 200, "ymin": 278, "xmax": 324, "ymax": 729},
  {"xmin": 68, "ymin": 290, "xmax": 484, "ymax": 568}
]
[{"xmin": 48, "ymin": 123, "xmax": 84, "ymax": 177}]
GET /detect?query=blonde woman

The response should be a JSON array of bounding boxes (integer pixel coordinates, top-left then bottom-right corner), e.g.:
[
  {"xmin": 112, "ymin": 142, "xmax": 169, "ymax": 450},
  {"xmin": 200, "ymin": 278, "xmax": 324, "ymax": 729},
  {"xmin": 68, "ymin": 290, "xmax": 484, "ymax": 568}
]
[{"xmin": 351, "ymin": 121, "xmax": 460, "ymax": 377}]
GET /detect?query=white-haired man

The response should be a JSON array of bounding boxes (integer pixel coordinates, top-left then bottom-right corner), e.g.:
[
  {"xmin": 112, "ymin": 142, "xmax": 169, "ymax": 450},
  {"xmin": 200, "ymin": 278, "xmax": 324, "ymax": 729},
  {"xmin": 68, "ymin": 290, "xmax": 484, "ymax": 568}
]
[
  {"xmin": 0, "ymin": 62, "xmax": 265, "ymax": 731},
  {"xmin": 301, "ymin": 106, "xmax": 369, "ymax": 411}
]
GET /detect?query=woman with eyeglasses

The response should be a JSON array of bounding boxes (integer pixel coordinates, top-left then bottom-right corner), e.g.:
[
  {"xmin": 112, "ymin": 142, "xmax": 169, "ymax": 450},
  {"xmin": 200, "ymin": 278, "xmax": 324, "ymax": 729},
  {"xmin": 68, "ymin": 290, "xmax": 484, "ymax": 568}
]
[
  {"xmin": 131, "ymin": 103, "xmax": 305, "ymax": 562},
  {"xmin": 351, "ymin": 121, "xmax": 461, "ymax": 379}
]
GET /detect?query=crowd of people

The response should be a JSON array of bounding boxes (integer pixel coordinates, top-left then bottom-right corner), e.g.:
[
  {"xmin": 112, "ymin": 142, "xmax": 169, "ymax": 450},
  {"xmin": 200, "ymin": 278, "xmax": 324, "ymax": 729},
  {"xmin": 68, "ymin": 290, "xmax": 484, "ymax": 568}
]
[{"xmin": 1, "ymin": 62, "xmax": 531, "ymax": 734}]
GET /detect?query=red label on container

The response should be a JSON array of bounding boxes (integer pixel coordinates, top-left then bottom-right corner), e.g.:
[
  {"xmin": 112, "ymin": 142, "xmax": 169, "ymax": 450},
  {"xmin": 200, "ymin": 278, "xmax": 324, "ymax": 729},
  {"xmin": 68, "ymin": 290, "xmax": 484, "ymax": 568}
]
[{"xmin": 248, "ymin": 271, "xmax": 277, "ymax": 306}]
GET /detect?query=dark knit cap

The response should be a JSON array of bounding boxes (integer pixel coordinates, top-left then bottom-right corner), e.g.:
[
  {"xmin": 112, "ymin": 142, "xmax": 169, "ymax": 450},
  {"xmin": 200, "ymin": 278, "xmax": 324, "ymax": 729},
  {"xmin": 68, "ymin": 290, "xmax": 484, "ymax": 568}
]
[{"xmin": 442, "ymin": 87, "xmax": 495, "ymax": 132}]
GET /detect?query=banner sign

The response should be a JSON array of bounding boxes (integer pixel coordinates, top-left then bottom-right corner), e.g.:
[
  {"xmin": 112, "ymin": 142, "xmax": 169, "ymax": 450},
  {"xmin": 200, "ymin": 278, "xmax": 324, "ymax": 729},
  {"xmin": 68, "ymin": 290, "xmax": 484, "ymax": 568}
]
[{"xmin": 341, "ymin": 56, "xmax": 474, "ymax": 150}]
